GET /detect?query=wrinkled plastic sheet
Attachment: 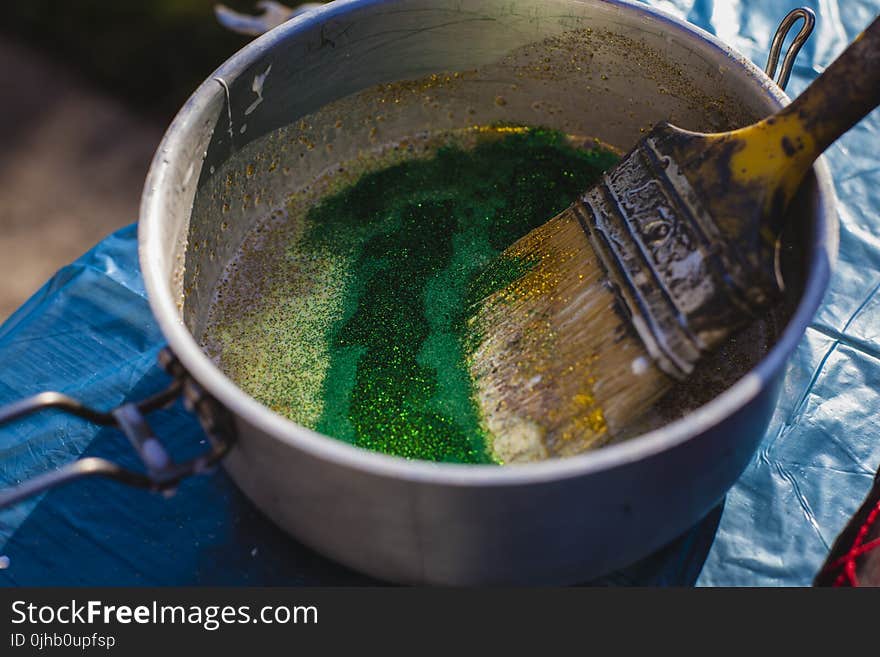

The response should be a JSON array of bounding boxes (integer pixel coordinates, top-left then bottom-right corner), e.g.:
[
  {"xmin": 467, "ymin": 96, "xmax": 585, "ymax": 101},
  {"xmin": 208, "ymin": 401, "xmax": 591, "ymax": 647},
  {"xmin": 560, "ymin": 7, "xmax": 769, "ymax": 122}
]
[{"xmin": 0, "ymin": 0, "xmax": 879, "ymax": 586}]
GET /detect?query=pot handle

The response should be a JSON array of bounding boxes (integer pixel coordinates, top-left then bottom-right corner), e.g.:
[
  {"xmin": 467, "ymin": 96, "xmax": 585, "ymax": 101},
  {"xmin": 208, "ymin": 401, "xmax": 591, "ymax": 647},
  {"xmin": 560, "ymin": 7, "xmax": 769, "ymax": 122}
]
[
  {"xmin": 764, "ymin": 7, "xmax": 816, "ymax": 91},
  {"xmin": 213, "ymin": 1, "xmax": 318, "ymax": 36},
  {"xmin": 0, "ymin": 349, "xmax": 235, "ymax": 508}
]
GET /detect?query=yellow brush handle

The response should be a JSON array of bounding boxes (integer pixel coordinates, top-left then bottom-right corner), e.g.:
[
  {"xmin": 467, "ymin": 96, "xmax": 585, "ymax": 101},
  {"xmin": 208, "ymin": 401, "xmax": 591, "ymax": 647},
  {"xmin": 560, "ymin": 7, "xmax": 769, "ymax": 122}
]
[
  {"xmin": 651, "ymin": 15, "xmax": 880, "ymax": 300},
  {"xmin": 730, "ymin": 14, "xmax": 880, "ymax": 206}
]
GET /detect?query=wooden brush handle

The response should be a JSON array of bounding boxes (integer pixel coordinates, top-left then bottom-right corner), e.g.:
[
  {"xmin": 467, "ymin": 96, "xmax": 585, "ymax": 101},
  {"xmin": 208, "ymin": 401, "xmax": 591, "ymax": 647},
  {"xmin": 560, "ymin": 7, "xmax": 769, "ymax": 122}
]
[{"xmin": 776, "ymin": 14, "xmax": 880, "ymax": 158}]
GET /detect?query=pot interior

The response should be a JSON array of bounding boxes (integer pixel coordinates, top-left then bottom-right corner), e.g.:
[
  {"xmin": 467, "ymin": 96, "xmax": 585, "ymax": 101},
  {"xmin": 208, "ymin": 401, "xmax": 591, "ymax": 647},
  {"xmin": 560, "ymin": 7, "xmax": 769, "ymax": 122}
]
[{"xmin": 168, "ymin": 0, "xmax": 816, "ymax": 452}]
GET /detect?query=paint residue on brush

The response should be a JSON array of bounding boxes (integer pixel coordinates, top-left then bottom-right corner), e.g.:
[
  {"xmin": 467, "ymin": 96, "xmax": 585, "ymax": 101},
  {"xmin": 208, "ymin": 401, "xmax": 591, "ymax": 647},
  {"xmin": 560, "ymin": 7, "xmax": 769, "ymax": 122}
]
[
  {"xmin": 466, "ymin": 213, "xmax": 617, "ymax": 462},
  {"xmin": 204, "ymin": 126, "xmax": 618, "ymax": 464}
]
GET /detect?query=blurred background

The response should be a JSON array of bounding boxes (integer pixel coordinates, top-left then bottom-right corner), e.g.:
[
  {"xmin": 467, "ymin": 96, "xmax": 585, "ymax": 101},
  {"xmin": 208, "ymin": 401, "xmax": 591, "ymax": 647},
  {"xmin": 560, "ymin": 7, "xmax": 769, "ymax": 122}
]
[{"xmin": 0, "ymin": 1, "xmax": 306, "ymax": 320}]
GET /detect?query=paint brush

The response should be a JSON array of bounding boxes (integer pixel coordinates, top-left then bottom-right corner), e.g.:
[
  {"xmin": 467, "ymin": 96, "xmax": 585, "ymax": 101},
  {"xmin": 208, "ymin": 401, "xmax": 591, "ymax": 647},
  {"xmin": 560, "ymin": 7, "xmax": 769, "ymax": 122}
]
[{"xmin": 467, "ymin": 15, "xmax": 880, "ymax": 463}]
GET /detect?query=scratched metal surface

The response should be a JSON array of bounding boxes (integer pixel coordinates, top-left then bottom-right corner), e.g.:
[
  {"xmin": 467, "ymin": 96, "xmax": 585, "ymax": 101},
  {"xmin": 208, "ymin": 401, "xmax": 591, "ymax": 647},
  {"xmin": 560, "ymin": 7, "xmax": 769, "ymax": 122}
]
[{"xmin": 0, "ymin": 0, "xmax": 878, "ymax": 585}]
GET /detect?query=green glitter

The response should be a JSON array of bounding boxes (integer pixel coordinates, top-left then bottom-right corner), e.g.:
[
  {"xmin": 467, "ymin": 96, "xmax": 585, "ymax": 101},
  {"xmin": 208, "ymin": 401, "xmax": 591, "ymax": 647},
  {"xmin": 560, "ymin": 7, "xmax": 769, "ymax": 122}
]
[{"xmin": 299, "ymin": 127, "xmax": 618, "ymax": 463}]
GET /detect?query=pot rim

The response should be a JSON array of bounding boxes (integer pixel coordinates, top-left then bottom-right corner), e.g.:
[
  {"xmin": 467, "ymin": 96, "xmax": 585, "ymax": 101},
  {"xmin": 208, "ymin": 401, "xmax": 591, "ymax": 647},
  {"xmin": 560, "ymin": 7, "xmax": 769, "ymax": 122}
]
[{"xmin": 139, "ymin": 0, "xmax": 839, "ymax": 486}]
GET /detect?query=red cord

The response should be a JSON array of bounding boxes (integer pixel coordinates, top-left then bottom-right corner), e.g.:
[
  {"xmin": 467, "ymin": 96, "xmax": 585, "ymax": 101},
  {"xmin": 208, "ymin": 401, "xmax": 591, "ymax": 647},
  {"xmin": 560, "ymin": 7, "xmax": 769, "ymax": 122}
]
[{"xmin": 829, "ymin": 498, "xmax": 880, "ymax": 587}]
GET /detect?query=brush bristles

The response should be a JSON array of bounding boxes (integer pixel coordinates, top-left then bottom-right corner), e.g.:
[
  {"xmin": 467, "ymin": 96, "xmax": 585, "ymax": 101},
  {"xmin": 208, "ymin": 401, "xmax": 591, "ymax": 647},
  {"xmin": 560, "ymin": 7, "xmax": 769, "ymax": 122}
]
[{"xmin": 467, "ymin": 205, "xmax": 671, "ymax": 463}]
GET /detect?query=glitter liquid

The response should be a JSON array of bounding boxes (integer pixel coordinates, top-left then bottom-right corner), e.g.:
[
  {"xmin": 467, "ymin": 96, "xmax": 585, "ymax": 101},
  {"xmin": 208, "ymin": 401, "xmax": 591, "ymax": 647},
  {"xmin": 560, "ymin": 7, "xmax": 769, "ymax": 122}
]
[{"xmin": 204, "ymin": 127, "xmax": 618, "ymax": 463}]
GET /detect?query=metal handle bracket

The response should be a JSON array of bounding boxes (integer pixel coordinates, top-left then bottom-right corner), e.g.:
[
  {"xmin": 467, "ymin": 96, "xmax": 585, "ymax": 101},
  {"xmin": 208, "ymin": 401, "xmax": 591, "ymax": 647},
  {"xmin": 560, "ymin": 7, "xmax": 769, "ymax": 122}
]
[
  {"xmin": 0, "ymin": 349, "xmax": 235, "ymax": 508},
  {"xmin": 765, "ymin": 7, "xmax": 816, "ymax": 91}
]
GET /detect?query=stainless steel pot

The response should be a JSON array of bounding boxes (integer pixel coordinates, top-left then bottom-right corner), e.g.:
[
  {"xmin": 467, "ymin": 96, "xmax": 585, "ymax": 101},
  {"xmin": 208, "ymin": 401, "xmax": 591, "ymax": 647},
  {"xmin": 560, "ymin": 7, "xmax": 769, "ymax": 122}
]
[{"xmin": 2, "ymin": 0, "xmax": 838, "ymax": 584}]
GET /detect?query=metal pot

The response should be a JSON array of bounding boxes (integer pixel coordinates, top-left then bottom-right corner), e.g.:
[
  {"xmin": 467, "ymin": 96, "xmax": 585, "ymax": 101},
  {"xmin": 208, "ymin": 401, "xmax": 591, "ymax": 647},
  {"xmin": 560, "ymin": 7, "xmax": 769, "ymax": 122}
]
[{"xmin": 2, "ymin": 0, "xmax": 838, "ymax": 584}]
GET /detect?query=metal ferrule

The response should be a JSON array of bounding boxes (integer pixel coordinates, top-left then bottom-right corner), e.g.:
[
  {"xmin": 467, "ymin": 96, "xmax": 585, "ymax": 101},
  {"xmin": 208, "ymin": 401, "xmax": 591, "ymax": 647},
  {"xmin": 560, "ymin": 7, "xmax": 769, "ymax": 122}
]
[{"xmin": 574, "ymin": 135, "xmax": 773, "ymax": 380}]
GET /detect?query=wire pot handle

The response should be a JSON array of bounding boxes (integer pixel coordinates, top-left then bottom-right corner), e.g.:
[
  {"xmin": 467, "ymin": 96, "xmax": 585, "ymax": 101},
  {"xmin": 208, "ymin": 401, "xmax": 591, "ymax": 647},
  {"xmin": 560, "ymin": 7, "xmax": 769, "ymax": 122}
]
[
  {"xmin": 0, "ymin": 350, "xmax": 235, "ymax": 509},
  {"xmin": 765, "ymin": 7, "xmax": 816, "ymax": 91},
  {"xmin": 213, "ymin": 1, "xmax": 319, "ymax": 36}
]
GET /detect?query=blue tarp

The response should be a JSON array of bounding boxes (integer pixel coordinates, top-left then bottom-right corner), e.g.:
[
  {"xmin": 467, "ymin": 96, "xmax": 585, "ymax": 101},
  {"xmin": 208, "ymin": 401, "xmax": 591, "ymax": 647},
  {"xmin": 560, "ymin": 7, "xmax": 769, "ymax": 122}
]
[{"xmin": 1, "ymin": 0, "xmax": 878, "ymax": 586}]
